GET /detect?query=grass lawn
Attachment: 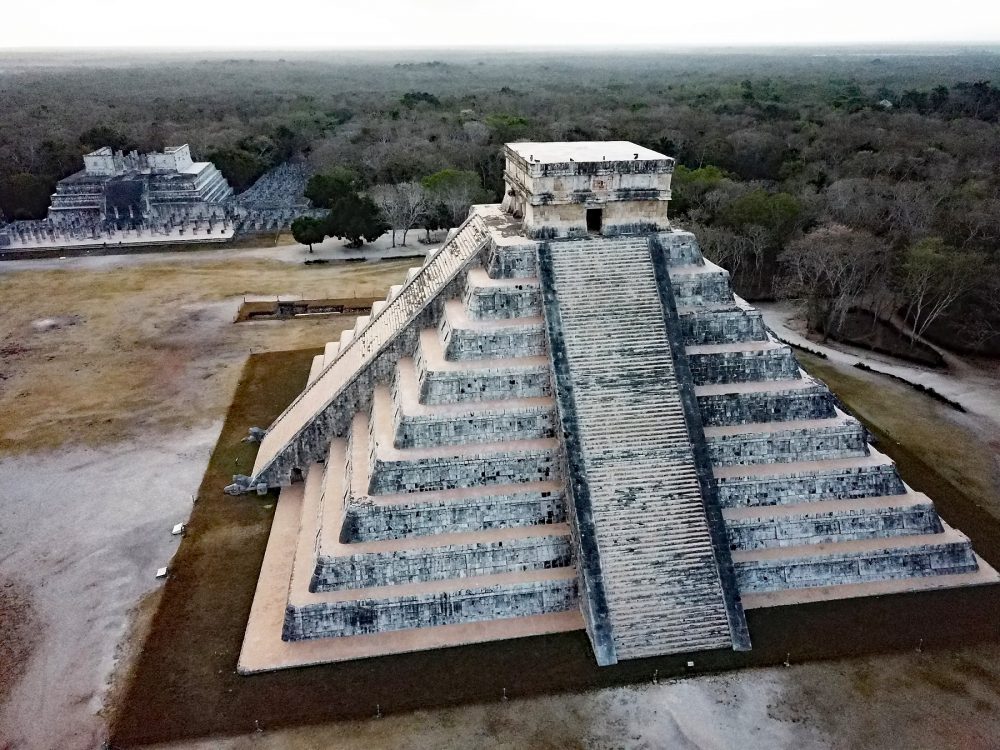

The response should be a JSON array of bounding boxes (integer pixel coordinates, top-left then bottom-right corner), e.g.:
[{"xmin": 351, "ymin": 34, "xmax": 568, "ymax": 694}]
[{"xmin": 108, "ymin": 349, "xmax": 1000, "ymax": 746}]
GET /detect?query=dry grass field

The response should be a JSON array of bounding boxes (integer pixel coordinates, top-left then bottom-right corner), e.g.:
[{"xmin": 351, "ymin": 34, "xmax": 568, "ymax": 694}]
[{"xmin": 0, "ymin": 257, "xmax": 412, "ymax": 453}]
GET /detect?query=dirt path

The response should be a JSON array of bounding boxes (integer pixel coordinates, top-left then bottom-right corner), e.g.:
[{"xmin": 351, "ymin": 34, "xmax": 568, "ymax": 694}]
[{"xmin": 758, "ymin": 301, "xmax": 1000, "ymax": 431}]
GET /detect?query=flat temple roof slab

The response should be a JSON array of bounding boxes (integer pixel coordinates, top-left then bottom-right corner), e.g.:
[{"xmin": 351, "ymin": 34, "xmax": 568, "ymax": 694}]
[{"xmin": 506, "ymin": 141, "xmax": 669, "ymax": 164}]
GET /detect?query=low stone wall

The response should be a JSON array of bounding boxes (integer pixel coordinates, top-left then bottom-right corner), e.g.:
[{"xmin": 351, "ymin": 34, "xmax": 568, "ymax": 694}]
[
  {"xmin": 735, "ymin": 540, "xmax": 978, "ymax": 592},
  {"xmin": 311, "ymin": 534, "xmax": 573, "ymax": 590},
  {"xmin": 715, "ymin": 463, "xmax": 906, "ymax": 508},
  {"xmin": 283, "ymin": 577, "xmax": 578, "ymax": 640},
  {"xmin": 679, "ymin": 309, "xmax": 767, "ymax": 345},
  {"xmin": 708, "ymin": 422, "xmax": 869, "ymax": 465},
  {"xmin": 726, "ymin": 504, "xmax": 942, "ymax": 549},
  {"xmin": 464, "ymin": 282, "xmax": 542, "ymax": 320},
  {"xmin": 688, "ymin": 348, "xmax": 800, "ymax": 385},
  {"xmin": 344, "ymin": 489, "xmax": 567, "ymax": 541},
  {"xmin": 394, "ymin": 404, "xmax": 557, "ymax": 448},
  {"xmin": 697, "ymin": 387, "xmax": 837, "ymax": 426},
  {"xmin": 369, "ymin": 447, "xmax": 561, "ymax": 494}
]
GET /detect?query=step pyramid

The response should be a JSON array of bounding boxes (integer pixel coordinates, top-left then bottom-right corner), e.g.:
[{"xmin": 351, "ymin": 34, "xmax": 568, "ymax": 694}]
[{"xmin": 237, "ymin": 142, "xmax": 997, "ymax": 673}]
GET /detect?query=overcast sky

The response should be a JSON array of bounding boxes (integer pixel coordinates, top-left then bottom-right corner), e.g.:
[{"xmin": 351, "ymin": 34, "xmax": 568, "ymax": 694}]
[{"xmin": 3, "ymin": 0, "xmax": 998, "ymax": 49}]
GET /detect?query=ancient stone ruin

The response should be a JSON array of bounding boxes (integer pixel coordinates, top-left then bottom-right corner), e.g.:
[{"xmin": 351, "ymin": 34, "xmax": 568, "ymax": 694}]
[{"xmin": 236, "ymin": 141, "xmax": 998, "ymax": 672}]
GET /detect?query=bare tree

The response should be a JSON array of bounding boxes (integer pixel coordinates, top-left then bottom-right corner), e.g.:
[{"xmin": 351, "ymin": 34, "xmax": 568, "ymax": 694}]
[
  {"xmin": 371, "ymin": 181, "xmax": 427, "ymax": 247},
  {"xmin": 779, "ymin": 224, "xmax": 892, "ymax": 340},
  {"xmin": 899, "ymin": 238, "xmax": 983, "ymax": 344}
]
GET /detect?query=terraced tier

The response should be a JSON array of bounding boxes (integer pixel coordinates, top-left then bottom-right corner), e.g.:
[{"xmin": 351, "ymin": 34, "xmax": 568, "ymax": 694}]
[{"xmin": 251, "ymin": 212, "xmax": 491, "ymax": 486}]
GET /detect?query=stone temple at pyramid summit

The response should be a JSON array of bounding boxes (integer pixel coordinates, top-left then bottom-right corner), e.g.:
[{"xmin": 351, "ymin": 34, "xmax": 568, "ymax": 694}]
[{"xmin": 234, "ymin": 140, "xmax": 998, "ymax": 673}]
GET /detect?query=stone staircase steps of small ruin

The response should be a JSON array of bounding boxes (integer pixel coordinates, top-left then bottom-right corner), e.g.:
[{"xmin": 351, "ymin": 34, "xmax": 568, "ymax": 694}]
[
  {"xmin": 252, "ymin": 213, "xmax": 491, "ymax": 481},
  {"xmin": 542, "ymin": 237, "xmax": 738, "ymax": 659}
]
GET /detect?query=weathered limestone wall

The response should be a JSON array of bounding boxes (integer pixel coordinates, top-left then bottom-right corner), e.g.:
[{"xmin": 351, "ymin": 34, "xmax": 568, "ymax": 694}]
[
  {"xmin": 311, "ymin": 534, "xmax": 572, "ymax": 590},
  {"xmin": 343, "ymin": 489, "xmax": 567, "ymax": 542},
  {"xmin": 369, "ymin": 447, "xmax": 560, "ymax": 494},
  {"xmin": 727, "ymin": 505, "xmax": 942, "ymax": 549},
  {"xmin": 708, "ymin": 422, "xmax": 869, "ymax": 465},
  {"xmin": 735, "ymin": 541, "xmax": 978, "ymax": 592},
  {"xmin": 679, "ymin": 310, "xmax": 768, "ymax": 345},
  {"xmin": 697, "ymin": 387, "xmax": 838, "ymax": 426},
  {"xmin": 283, "ymin": 577, "xmax": 578, "ymax": 640},
  {"xmin": 687, "ymin": 347, "xmax": 800, "ymax": 385},
  {"xmin": 715, "ymin": 463, "xmax": 906, "ymax": 508}
]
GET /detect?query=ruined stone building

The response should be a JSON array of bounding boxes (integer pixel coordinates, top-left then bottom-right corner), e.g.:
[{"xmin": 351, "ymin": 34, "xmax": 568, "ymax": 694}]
[
  {"xmin": 47, "ymin": 144, "xmax": 233, "ymax": 229},
  {"xmin": 236, "ymin": 141, "xmax": 998, "ymax": 672}
]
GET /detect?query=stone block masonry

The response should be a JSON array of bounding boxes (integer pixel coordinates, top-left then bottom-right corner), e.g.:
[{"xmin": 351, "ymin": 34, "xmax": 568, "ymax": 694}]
[{"xmin": 239, "ymin": 141, "xmax": 997, "ymax": 675}]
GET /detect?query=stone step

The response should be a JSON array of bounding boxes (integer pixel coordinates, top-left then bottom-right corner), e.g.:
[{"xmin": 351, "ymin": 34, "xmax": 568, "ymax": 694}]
[
  {"xmin": 391, "ymin": 356, "xmax": 556, "ymax": 448},
  {"xmin": 713, "ymin": 450, "xmax": 906, "ymax": 508},
  {"xmin": 322, "ymin": 341, "xmax": 339, "ymax": 369},
  {"xmin": 668, "ymin": 260, "xmax": 734, "ymax": 305},
  {"xmin": 307, "ymin": 354, "xmax": 325, "ymax": 386},
  {"xmin": 366, "ymin": 386, "xmax": 561, "ymax": 495},
  {"xmin": 415, "ymin": 327, "xmax": 552, "ymax": 405},
  {"xmin": 705, "ymin": 411, "xmax": 870, "ymax": 465},
  {"xmin": 463, "ymin": 267, "xmax": 542, "ymax": 320},
  {"xmin": 440, "ymin": 298, "xmax": 546, "ymax": 360},
  {"xmin": 540, "ymin": 236, "xmax": 742, "ymax": 662},
  {"xmin": 723, "ymin": 491, "xmax": 943, "ymax": 550},
  {"xmin": 731, "ymin": 527, "xmax": 980, "ymax": 594},
  {"xmin": 696, "ymin": 376, "xmax": 838, "ymax": 426}
]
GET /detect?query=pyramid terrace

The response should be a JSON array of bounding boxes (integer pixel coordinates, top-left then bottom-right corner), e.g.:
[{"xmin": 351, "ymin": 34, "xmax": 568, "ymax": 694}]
[{"xmin": 232, "ymin": 140, "xmax": 999, "ymax": 673}]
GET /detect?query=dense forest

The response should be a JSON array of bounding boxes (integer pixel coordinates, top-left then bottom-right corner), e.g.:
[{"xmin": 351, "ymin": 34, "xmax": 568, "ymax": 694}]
[{"xmin": 1, "ymin": 48, "xmax": 999, "ymax": 352}]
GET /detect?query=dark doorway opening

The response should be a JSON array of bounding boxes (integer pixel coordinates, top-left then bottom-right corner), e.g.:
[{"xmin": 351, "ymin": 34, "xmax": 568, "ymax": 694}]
[{"xmin": 586, "ymin": 208, "xmax": 603, "ymax": 233}]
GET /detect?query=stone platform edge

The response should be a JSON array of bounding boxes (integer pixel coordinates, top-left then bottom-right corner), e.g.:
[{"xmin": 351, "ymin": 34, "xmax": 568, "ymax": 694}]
[{"xmin": 237, "ymin": 481, "xmax": 585, "ymax": 674}]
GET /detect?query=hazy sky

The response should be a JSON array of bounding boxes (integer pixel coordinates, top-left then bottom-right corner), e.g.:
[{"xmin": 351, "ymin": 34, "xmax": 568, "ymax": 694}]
[{"xmin": 4, "ymin": 0, "xmax": 998, "ymax": 49}]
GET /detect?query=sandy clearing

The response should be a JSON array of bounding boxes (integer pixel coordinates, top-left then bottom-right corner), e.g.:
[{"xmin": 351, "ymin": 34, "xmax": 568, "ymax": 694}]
[{"xmin": 0, "ymin": 426, "xmax": 220, "ymax": 749}]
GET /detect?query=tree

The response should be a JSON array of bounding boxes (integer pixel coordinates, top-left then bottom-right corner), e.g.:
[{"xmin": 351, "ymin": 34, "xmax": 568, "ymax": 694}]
[
  {"xmin": 0, "ymin": 173, "xmax": 54, "ymax": 220},
  {"xmin": 305, "ymin": 167, "xmax": 362, "ymax": 209},
  {"xmin": 371, "ymin": 182, "xmax": 427, "ymax": 247},
  {"xmin": 778, "ymin": 224, "xmax": 891, "ymax": 340},
  {"xmin": 421, "ymin": 169, "xmax": 483, "ymax": 228},
  {"xmin": 325, "ymin": 193, "xmax": 389, "ymax": 248},
  {"xmin": 290, "ymin": 216, "xmax": 326, "ymax": 253},
  {"xmin": 899, "ymin": 238, "xmax": 983, "ymax": 344},
  {"xmin": 719, "ymin": 189, "xmax": 802, "ymax": 245}
]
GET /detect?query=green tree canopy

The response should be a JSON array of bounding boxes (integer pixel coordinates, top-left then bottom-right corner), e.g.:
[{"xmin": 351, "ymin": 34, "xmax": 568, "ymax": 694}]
[
  {"xmin": 290, "ymin": 216, "xmax": 327, "ymax": 253},
  {"xmin": 718, "ymin": 189, "xmax": 802, "ymax": 243},
  {"xmin": 305, "ymin": 167, "xmax": 362, "ymax": 209},
  {"xmin": 325, "ymin": 193, "xmax": 388, "ymax": 248},
  {"xmin": 421, "ymin": 169, "xmax": 484, "ymax": 227}
]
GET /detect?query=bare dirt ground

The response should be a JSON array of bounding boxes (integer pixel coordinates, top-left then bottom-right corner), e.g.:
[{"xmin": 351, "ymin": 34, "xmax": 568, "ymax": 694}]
[
  {"xmin": 1, "ymin": 251, "xmax": 999, "ymax": 750},
  {"xmin": 0, "ymin": 250, "xmax": 411, "ymax": 748}
]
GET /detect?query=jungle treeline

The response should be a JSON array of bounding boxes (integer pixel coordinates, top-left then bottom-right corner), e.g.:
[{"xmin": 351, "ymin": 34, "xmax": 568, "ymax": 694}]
[{"xmin": 1, "ymin": 48, "xmax": 999, "ymax": 352}]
